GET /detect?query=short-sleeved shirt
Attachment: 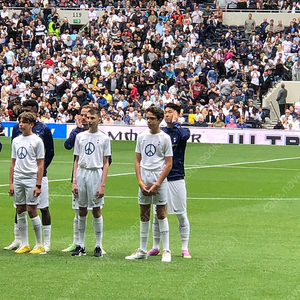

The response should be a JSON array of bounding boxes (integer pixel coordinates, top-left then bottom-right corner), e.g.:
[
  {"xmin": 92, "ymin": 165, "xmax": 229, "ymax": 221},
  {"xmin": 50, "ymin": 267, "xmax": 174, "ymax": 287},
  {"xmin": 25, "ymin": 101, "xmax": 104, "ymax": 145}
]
[
  {"xmin": 245, "ymin": 19, "xmax": 256, "ymax": 34},
  {"xmin": 74, "ymin": 130, "xmax": 111, "ymax": 169},
  {"xmin": 135, "ymin": 130, "xmax": 173, "ymax": 171},
  {"xmin": 12, "ymin": 134, "xmax": 45, "ymax": 179}
]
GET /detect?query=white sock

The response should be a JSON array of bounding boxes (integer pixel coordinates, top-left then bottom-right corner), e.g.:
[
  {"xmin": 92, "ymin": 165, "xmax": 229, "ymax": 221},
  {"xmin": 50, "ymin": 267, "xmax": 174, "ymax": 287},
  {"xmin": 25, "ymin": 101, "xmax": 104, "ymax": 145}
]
[
  {"xmin": 78, "ymin": 215, "xmax": 87, "ymax": 248},
  {"xmin": 73, "ymin": 209, "xmax": 79, "ymax": 245},
  {"xmin": 158, "ymin": 218, "xmax": 169, "ymax": 251},
  {"xmin": 43, "ymin": 225, "xmax": 51, "ymax": 245},
  {"xmin": 14, "ymin": 223, "xmax": 21, "ymax": 243},
  {"xmin": 17, "ymin": 211, "xmax": 28, "ymax": 245},
  {"xmin": 140, "ymin": 221, "xmax": 150, "ymax": 252},
  {"xmin": 93, "ymin": 216, "xmax": 103, "ymax": 248},
  {"xmin": 152, "ymin": 214, "xmax": 160, "ymax": 250},
  {"xmin": 31, "ymin": 216, "xmax": 42, "ymax": 245},
  {"xmin": 177, "ymin": 213, "xmax": 190, "ymax": 251}
]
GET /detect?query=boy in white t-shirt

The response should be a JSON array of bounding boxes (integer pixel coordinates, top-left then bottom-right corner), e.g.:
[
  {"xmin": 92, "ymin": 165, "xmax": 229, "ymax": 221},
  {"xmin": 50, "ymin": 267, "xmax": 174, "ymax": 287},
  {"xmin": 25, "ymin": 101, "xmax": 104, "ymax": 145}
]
[
  {"xmin": 9, "ymin": 112, "xmax": 45, "ymax": 254},
  {"xmin": 72, "ymin": 107, "xmax": 111, "ymax": 257},
  {"xmin": 125, "ymin": 105, "xmax": 173, "ymax": 262}
]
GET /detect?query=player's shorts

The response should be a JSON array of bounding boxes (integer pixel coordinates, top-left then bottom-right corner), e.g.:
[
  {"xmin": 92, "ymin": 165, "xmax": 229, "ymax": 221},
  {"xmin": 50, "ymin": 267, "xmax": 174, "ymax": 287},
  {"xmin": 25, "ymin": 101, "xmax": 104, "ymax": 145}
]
[
  {"xmin": 72, "ymin": 193, "xmax": 104, "ymax": 210},
  {"xmin": 138, "ymin": 168, "xmax": 168, "ymax": 206},
  {"xmin": 167, "ymin": 179, "xmax": 187, "ymax": 214},
  {"xmin": 13, "ymin": 176, "xmax": 49, "ymax": 209},
  {"xmin": 76, "ymin": 167, "xmax": 104, "ymax": 208},
  {"xmin": 13, "ymin": 177, "xmax": 38, "ymax": 206},
  {"xmin": 37, "ymin": 177, "xmax": 49, "ymax": 209}
]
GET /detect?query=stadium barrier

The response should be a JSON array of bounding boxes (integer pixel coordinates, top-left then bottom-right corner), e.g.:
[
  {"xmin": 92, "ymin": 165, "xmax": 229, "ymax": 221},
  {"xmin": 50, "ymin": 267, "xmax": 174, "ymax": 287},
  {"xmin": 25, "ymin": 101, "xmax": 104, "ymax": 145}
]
[{"xmin": 2, "ymin": 122, "xmax": 300, "ymax": 146}]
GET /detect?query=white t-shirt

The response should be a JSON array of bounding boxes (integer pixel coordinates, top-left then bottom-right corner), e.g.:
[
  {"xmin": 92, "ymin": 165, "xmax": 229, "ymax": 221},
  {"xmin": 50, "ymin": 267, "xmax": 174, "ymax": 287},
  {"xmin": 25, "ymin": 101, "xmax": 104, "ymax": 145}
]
[
  {"xmin": 135, "ymin": 130, "xmax": 173, "ymax": 171},
  {"xmin": 74, "ymin": 131, "xmax": 111, "ymax": 169},
  {"xmin": 11, "ymin": 134, "xmax": 44, "ymax": 179},
  {"xmin": 135, "ymin": 118, "xmax": 147, "ymax": 126},
  {"xmin": 251, "ymin": 70, "xmax": 260, "ymax": 86},
  {"xmin": 42, "ymin": 67, "xmax": 53, "ymax": 82}
]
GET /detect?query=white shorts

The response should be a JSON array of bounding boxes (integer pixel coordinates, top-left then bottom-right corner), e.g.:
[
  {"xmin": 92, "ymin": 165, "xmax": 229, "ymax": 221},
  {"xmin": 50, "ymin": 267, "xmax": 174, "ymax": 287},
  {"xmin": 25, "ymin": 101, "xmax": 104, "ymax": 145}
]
[
  {"xmin": 138, "ymin": 168, "xmax": 168, "ymax": 206},
  {"xmin": 14, "ymin": 177, "xmax": 38, "ymax": 206},
  {"xmin": 167, "ymin": 179, "xmax": 187, "ymax": 214},
  {"xmin": 37, "ymin": 177, "xmax": 49, "ymax": 209},
  {"xmin": 76, "ymin": 167, "xmax": 104, "ymax": 208},
  {"xmin": 13, "ymin": 176, "xmax": 49, "ymax": 209},
  {"xmin": 72, "ymin": 193, "xmax": 104, "ymax": 210}
]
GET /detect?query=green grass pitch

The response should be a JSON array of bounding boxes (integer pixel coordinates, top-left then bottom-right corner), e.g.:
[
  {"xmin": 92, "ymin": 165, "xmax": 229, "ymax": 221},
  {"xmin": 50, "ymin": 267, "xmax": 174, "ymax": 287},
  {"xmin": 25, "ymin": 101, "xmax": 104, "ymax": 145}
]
[{"xmin": 1, "ymin": 137, "xmax": 300, "ymax": 300}]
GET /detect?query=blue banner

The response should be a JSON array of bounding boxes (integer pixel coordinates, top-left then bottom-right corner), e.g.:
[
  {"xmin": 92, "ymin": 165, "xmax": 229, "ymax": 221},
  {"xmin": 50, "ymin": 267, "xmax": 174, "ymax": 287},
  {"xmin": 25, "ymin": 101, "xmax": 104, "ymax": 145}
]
[{"xmin": 2, "ymin": 122, "xmax": 67, "ymax": 139}]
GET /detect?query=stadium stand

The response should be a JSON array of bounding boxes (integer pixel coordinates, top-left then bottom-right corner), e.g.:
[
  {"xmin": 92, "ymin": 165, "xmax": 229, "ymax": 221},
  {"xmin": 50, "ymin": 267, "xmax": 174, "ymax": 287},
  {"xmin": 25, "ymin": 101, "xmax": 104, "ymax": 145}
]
[{"xmin": 0, "ymin": 0, "xmax": 299, "ymax": 129}]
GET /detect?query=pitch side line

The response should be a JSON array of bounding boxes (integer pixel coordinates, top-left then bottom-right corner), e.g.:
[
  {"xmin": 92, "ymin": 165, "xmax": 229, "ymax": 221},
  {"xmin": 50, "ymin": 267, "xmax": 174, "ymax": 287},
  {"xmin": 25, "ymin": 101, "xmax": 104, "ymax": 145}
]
[
  {"xmin": 0, "ymin": 193, "xmax": 299, "ymax": 200},
  {"xmin": 225, "ymin": 166, "xmax": 300, "ymax": 171},
  {"xmin": 184, "ymin": 156, "xmax": 300, "ymax": 170},
  {"xmin": 1, "ymin": 156, "xmax": 299, "ymax": 188},
  {"xmin": 1, "ymin": 156, "xmax": 300, "ymax": 167},
  {"xmin": 0, "ymin": 172, "xmax": 136, "ymax": 187}
]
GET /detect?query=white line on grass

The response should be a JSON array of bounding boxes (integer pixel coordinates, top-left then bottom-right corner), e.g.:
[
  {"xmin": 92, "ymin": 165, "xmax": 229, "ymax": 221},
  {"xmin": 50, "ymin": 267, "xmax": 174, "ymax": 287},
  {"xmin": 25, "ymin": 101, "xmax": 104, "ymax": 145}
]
[
  {"xmin": 0, "ymin": 172, "xmax": 136, "ymax": 187},
  {"xmin": 0, "ymin": 193, "xmax": 299, "ymax": 201},
  {"xmin": 184, "ymin": 156, "xmax": 300, "ymax": 170},
  {"xmin": 225, "ymin": 166, "xmax": 300, "ymax": 171},
  {"xmin": 1, "ymin": 156, "xmax": 299, "ymax": 188}
]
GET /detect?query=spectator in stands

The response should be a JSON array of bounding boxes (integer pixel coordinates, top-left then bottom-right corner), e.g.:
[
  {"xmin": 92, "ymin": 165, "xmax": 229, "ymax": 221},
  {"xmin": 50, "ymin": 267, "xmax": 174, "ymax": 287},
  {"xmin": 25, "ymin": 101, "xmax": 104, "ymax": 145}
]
[
  {"xmin": 290, "ymin": 116, "xmax": 299, "ymax": 130},
  {"xmin": 245, "ymin": 13, "xmax": 256, "ymax": 42},
  {"xmin": 134, "ymin": 112, "xmax": 147, "ymax": 126},
  {"xmin": 194, "ymin": 115, "xmax": 208, "ymax": 127},
  {"xmin": 280, "ymin": 109, "xmax": 293, "ymax": 124},
  {"xmin": 276, "ymin": 83, "xmax": 287, "ymax": 116},
  {"xmin": 225, "ymin": 110, "xmax": 237, "ymax": 125},
  {"xmin": 226, "ymin": 118, "xmax": 237, "ymax": 128}
]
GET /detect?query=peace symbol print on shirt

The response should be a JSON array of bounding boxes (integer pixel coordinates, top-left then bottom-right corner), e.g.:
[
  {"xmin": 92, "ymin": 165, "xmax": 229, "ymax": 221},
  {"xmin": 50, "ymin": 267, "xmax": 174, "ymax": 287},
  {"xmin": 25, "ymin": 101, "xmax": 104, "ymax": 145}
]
[
  {"xmin": 17, "ymin": 147, "xmax": 28, "ymax": 159},
  {"xmin": 85, "ymin": 142, "xmax": 95, "ymax": 155},
  {"xmin": 145, "ymin": 144, "xmax": 156, "ymax": 157}
]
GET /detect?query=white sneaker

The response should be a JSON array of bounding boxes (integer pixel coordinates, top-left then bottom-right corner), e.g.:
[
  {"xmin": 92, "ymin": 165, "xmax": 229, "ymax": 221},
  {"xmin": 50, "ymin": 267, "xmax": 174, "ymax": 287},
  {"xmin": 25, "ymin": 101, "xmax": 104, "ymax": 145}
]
[
  {"xmin": 125, "ymin": 248, "xmax": 147, "ymax": 260},
  {"xmin": 4, "ymin": 240, "xmax": 21, "ymax": 250},
  {"xmin": 44, "ymin": 242, "xmax": 50, "ymax": 252},
  {"xmin": 162, "ymin": 250, "xmax": 171, "ymax": 262}
]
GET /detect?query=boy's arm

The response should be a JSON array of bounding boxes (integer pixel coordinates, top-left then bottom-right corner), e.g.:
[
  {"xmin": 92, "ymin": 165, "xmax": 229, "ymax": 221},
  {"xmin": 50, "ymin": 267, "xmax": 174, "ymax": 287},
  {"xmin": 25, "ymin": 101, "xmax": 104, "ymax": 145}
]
[
  {"xmin": 8, "ymin": 158, "xmax": 15, "ymax": 196},
  {"xmin": 148, "ymin": 156, "xmax": 172, "ymax": 195},
  {"xmin": 72, "ymin": 155, "xmax": 79, "ymax": 196},
  {"xmin": 135, "ymin": 152, "xmax": 149, "ymax": 196},
  {"xmin": 34, "ymin": 158, "xmax": 44, "ymax": 197},
  {"xmin": 96, "ymin": 156, "xmax": 109, "ymax": 199}
]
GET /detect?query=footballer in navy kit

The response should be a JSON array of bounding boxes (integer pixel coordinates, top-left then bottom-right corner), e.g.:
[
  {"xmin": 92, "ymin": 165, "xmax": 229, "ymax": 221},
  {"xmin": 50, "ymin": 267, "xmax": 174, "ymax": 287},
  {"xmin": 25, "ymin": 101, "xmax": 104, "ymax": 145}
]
[
  {"xmin": 4, "ymin": 100, "xmax": 54, "ymax": 252},
  {"xmin": 148, "ymin": 103, "xmax": 192, "ymax": 259}
]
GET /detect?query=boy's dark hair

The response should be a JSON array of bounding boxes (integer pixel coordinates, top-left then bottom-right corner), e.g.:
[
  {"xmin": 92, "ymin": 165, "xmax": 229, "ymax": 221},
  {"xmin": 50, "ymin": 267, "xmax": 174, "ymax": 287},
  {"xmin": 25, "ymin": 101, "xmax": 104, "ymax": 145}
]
[
  {"xmin": 145, "ymin": 105, "xmax": 164, "ymax": 120},
  {"xmin": 88, "ymin": 107, "xmax": 100, "ymax": 117},
  {"xmin": 22, "ymin": 100, "xmax": 38, "ymax": 111},
  {"xmin": 18, "ymin": 112, "xmax": 36, "ymax": 124},
  {"xmin": 165, "ymin": 103, "xmax": 180, "ymax": 114}
]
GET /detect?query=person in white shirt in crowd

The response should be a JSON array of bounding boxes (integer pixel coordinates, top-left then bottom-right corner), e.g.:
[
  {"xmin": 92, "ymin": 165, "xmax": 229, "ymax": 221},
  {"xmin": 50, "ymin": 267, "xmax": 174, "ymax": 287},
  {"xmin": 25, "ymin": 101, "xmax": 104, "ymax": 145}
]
[
  {"xmin": 142, "ymin": 96, "xmax": 153, "ymax": 111},
  {"xmin": 88, "ymin": 6, "xmax": 99, "ymax": 22},
  {"xmin": 280, "ymin": 109, "xmax": 293, "ymax": 124},
  {"xmin": 43, "ymin": 112, "xmax": 55, "ymax": 124},
  {"xmin": 135, "ymin": 113, "xmax": 147, "ymax": 126},
  {"xmin": 41, "ymin": 63, "xmax": 53, "ymax": 83},
  {"xmin": 290, "ymin": 116, "xmax": 300, "ymax": 130}
]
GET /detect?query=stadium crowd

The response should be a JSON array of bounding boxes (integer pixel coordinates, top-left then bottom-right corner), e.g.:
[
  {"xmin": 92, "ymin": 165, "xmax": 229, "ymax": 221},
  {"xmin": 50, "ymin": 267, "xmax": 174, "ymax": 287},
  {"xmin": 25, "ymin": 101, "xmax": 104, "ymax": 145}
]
[{"xmin": 0, "ymin": 0, "xmax": 300, "ymax": 128}]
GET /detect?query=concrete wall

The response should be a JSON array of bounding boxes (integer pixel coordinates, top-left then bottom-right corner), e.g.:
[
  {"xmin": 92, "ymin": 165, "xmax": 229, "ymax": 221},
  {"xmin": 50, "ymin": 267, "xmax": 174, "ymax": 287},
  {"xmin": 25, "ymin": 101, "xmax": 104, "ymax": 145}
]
[{"xmin": 223, "ymin": 11, "xmax": 300, "ymax": 27}]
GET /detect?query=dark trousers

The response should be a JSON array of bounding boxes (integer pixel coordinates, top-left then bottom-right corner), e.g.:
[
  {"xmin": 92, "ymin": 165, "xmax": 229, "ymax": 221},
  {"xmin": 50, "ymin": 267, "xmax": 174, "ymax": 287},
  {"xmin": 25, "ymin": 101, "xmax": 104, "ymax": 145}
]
[{"xmin": 279, "ymin": 104, "xmax": 285, "ymax": 117}]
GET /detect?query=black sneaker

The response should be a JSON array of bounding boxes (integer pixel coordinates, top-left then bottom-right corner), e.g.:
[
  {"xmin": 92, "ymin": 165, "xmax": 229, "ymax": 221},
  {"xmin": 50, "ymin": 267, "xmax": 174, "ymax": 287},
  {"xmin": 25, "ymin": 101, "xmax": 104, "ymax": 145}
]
[
  {"xmin": 94, "ymin": 246, "xmax": 103, "ymax": 258},
  {"xmin": 71, "ymin": 245, "xmax": 86, "ymax": 256}
]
